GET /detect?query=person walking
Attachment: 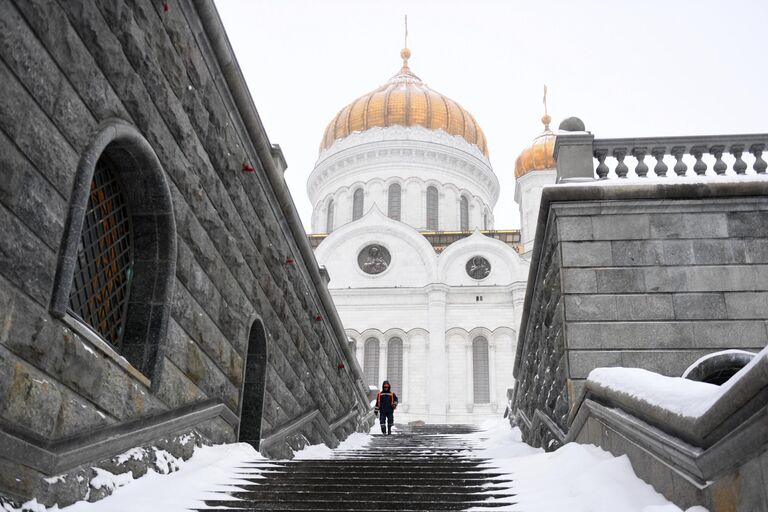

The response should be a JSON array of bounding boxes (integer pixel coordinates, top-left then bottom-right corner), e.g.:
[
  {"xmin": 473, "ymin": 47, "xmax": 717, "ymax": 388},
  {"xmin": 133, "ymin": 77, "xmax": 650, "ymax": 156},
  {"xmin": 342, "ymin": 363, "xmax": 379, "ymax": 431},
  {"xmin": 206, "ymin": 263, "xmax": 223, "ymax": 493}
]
[{"xmin": 374, "ymin": 380, "xmax": 398, "ymax": 435}]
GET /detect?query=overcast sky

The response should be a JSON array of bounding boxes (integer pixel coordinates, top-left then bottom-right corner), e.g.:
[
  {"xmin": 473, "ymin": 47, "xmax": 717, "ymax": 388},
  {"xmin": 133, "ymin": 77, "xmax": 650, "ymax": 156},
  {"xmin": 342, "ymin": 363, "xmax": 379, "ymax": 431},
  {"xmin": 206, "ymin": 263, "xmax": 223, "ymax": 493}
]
[{"xmin": 215, "ymin": 0, "xmax": 767, "ymax": 230}]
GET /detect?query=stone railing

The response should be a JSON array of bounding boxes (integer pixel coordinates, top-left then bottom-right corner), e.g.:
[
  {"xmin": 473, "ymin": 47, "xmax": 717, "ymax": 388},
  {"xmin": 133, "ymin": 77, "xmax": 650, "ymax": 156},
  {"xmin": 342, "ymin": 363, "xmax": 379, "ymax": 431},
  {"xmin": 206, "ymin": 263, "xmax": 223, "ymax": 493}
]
[{"xmin": 553, "ymin": 119, "xmax": 768, "ymax": 182}]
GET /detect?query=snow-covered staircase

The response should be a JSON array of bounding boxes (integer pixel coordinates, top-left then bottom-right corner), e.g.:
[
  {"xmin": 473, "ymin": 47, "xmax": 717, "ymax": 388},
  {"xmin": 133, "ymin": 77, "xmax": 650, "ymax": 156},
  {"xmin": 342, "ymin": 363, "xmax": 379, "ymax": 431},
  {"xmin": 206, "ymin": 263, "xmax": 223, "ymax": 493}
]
[{"xmin": 199, "ymin": 424, "xmax": 516, "ymax": 511}]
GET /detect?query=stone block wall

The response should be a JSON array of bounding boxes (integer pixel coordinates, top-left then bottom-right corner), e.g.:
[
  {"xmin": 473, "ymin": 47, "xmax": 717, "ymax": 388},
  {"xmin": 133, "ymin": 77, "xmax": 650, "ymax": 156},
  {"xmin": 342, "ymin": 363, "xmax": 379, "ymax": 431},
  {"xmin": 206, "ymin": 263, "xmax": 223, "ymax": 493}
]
[
  {"xmin": 0, "ymin": 0, "xmax": 370, "ymax": 506},
  {"xmin": 512, "ymin": 181, "xmax": 768, "ymax": 447}
]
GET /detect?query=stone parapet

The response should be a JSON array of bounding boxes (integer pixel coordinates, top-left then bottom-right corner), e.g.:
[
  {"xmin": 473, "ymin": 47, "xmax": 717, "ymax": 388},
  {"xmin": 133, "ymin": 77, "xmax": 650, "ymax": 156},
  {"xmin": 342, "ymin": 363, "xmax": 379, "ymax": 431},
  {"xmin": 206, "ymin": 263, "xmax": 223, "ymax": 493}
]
[{"xmin": 512, "ymin": 180, "xmax": 768, "ymax": 450}]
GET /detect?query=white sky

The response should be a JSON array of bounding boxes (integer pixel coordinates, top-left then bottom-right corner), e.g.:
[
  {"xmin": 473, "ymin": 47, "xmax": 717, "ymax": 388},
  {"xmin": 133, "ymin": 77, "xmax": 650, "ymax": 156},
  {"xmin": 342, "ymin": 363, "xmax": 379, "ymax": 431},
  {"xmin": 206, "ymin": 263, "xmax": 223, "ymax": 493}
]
[{"xmin": 215, "ymin": 0, "xmax": 768, "ymax": 230}]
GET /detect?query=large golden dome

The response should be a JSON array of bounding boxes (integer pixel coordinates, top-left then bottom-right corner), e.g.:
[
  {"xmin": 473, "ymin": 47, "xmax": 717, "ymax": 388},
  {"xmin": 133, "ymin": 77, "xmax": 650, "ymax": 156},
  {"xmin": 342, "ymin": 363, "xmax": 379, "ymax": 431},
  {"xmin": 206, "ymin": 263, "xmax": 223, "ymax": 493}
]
[
  {"xmin": 320, "ymin": 49, "xmax": 489, "ymax": 156},
  {"xmin": 514, "ymin": 114, "xmax": 556, "ymax": 178}
]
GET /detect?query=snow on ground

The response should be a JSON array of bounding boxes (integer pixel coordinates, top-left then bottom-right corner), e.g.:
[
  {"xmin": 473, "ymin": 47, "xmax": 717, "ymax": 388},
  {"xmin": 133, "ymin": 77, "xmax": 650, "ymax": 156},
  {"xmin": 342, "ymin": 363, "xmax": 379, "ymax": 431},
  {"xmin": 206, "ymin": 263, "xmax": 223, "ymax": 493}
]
[
  {"xmin": 55, "ymin": 443, "xmax": 264, "ymax": 512},
  {"xmin": 467, "ymin": 419, "xmax": 708, "ymax": 512},
  {"xmin": 292, "ymin": 431, "xmax": 372, "ymax": 459}
]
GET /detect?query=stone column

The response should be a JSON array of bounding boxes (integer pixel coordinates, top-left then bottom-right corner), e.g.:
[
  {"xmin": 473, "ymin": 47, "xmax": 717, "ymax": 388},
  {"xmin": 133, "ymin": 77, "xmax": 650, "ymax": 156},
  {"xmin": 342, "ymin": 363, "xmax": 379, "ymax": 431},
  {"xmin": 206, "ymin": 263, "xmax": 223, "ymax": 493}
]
[
  {"xmin": 465, "ymin": 339, "xmax": 473, "ymax": 413},
  {"xmin": 489, "ymin": 340, "xmax": 498, "ymax": 412},
  {"xmin": 403, "ymin": 338, "xmax": 411, "ymax": 411},
  {"xmin": 379, "ymin": 338, "xmax": 388, "ymax": 388},
  {"xmin": 427, "ymin": 284, "xmax": 449, "ymax": 422}
]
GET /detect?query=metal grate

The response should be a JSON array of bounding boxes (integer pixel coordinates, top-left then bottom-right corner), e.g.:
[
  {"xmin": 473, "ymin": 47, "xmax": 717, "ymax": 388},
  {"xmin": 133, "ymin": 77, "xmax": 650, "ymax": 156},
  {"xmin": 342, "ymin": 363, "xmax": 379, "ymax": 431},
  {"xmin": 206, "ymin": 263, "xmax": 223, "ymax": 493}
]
[
  {"xmin": 386, "ymin": 337, "xmax": 403, "ymax": 399},
  {"xmin": 69, "ymin": 159, "xmax": 133, "ymax": 349},
  {"xmin": 364, "ymin": 337, "xmax": 380, "ymax": 387},
  {"xmin": 388, "ymin": 183, "xmax": 401, "ymax": 221},
  {"xmin": 472, "ymin": 336, "xmax": 490, "ymax": 404}
]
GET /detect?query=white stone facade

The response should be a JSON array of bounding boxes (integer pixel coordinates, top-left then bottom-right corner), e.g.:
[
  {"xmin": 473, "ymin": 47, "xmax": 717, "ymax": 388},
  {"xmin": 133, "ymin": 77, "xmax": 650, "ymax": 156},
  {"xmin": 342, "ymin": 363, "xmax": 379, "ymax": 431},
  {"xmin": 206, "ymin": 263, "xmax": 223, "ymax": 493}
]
[
  {"xmin": 514, "ymin": 168, "xmax": 556, "ymax": 257},
  {"xmin": 308, "ymin": 126, "xmax": 498, "ymax": 234},
  {"xmin": 310, "ymin": 125, "xmax": 531, "ymax": 424}
]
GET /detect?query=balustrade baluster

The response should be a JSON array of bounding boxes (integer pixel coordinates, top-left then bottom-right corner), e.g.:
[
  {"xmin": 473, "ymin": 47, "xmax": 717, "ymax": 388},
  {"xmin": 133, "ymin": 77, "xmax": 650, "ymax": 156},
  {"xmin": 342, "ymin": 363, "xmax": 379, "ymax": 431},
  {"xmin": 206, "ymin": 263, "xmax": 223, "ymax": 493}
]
[
  {"xmin": 594, "ymin": 149, "xmax": 609, "ymax": 179},
  {"xmin": 671, "ymin": 146, "xmax": 687, "ymax": 176},
  {"xmin": 691, "ymin": 146, "xmax": 707, "ymax": 176},
  {"xmin": 651, "ymin": 147, "xmax": 668, "ymax": 177},
  {"xmin": 710, "ymin": 145, "xmax": 727, "ymax": 175},
  {"xmin": 613, "ymin": 148, "xmax": 628, "ymax": 178},
  {"xmin": 731, "ymin": 144, "xmax": 747, "ymax": 174},
  {"xmin": 632, "ymin": 147, "xmax": 649, "ymax": 177},
  {"xmin": 751, "ymin": 144, "xmax": 767, "ymax": 174}
]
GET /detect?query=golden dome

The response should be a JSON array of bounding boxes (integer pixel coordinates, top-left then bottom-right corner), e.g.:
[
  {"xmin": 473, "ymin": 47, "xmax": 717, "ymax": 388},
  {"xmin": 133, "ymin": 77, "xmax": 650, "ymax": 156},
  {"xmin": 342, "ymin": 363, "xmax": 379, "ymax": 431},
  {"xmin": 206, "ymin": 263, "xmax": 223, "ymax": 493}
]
[
  {"xmin": 514, "ymin": 115, "xmax": 556, "ymax": 178},
  {"xmin": 320, "ymin": 50, "xmax": 489, "ymax": 156}
]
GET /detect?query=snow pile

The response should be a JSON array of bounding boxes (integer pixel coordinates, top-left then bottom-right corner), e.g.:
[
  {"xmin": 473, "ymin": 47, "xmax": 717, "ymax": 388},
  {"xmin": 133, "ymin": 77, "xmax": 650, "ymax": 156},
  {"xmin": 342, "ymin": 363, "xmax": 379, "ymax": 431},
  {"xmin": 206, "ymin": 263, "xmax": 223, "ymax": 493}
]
[
  {"xmin": 293, "ymin": 431, "xmax": 372, "ymax": 459},
  {"xmin": 589, "ymin": 345, "xmax": 768, "ymax": 419},
  {"xmin": 59, "ymin": 442, "xmax": 262, "ymax": 512},
  {"xmin": 468, "ymin": 419, "xmax": 708, "ymax": 512},
  {"xmin": 588, "ymin": 368, "xmax": 722, "ymax": 418}
]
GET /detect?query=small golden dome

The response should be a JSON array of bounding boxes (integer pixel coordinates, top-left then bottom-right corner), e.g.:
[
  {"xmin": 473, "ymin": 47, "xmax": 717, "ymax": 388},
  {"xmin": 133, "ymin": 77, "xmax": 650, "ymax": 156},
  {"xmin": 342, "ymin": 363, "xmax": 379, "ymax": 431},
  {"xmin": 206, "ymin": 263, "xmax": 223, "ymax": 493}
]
[
  {"xmin": 320, "ymin": 50, "xmax": 488, "ymax": 156},
  {"xmin": 514, "ymin": 120, "xmax": 556, "ymax": 179}
]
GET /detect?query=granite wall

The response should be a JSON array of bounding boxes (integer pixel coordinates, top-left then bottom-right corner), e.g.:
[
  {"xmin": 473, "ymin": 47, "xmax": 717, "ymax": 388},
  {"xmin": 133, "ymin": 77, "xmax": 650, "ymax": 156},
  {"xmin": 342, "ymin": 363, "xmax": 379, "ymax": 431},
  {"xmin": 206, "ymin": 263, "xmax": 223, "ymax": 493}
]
[
  {"xmin": 0, "ymin": 0, "xmax": 371, "ymax": 507},
  {"xmin": 512, "ymin": 181, "xmax": 768, "ymax": 447}
]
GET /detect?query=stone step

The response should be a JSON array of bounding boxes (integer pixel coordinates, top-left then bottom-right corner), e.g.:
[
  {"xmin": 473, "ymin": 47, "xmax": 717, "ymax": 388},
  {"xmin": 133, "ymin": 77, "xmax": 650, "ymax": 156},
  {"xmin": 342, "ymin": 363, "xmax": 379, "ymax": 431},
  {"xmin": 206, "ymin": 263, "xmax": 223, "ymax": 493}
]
[
  {"xmin": 199, "ymin": 498, "xmax": 514, "ymax": 510},
  {"xmin": 223, "ymin": 490, "xmax": 516, "ymax": 502}
]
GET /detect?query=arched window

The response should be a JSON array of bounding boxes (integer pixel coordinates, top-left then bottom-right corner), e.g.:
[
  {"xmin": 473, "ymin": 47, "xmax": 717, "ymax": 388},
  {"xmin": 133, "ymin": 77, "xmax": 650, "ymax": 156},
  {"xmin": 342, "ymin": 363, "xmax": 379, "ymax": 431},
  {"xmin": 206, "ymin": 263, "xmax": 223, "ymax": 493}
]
[
  {"xmin": 364, "ymin": 337, "xmax": 380, "ymax": 387},
  {"xmin": 483, "ymin": 211, "xmax": 489, "ymax": 230},
  {"xmin": 352, "ymin": 188, "xmax": 364, "ymax": 221},
  {"xmin": 460, "ymin": 196, "xmax": 469, "ymax": 231},
  {"xmin": 386, "ymin": 337, "xmax": 403, "ymax": 398},
  {"xmin": 326, "ymin": 199, "xmax": 334, "ymax": 232},
  {"xmin": 239, "ymin": 319, "xmax": 267, "ymax": 447},
  {"xmin": 472, "ymin": 336, "xmax": 490, "ymax": 404},
  {"xmin": 426, "ymin": 186, "xmax": 439, "ymax": 230},
  {"xmin": 51, "ymin": 120, "xmax": 176, "ymax": 381},
  {"xmin": 348, "ymin": 339, "xmax": 357, "ymax": 355},
  {"xmin": 388, "ymin": 183, "xmax": 402, "ymax": 221}
]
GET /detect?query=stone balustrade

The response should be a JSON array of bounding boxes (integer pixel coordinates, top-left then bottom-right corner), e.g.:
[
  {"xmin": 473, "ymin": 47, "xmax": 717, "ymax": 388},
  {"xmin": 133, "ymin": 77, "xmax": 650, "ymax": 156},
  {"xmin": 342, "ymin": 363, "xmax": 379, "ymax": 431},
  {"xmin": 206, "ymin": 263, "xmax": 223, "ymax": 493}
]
[{"xmin": 554, "ymin": 119, "xmax": 768, "ymax": 181}]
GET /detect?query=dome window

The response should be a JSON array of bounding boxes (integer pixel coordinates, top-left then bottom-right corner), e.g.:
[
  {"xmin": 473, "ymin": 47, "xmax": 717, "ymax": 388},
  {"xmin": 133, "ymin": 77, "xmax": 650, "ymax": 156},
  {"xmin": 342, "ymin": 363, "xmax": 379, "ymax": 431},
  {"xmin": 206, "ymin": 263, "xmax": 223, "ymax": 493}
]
[
  {"xmin": 326, "ymin": 199, "xmax": 334, "ymax": 232},
  {"xmin": 352, "ymin": 188, "xmax": 364, "ymax": 221},
  {"xmin": 388, "ymin": 183, "xmax": 402, "ymax": 221},
  {"xmin": 460, "ymin": 196, "xmax": 469, "ymax": 231},
  {"xmin": 426, "ymin": 186, "xmax": 439, "ymax": 230}
]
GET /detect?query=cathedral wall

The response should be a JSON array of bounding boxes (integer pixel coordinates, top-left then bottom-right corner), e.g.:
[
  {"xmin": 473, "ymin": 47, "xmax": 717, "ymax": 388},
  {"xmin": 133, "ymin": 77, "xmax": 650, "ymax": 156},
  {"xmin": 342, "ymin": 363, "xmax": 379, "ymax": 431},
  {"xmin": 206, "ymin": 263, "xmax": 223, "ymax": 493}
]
[{"xmin": 0, "ymin": 0, "xmax": 370, "ymax": 506}]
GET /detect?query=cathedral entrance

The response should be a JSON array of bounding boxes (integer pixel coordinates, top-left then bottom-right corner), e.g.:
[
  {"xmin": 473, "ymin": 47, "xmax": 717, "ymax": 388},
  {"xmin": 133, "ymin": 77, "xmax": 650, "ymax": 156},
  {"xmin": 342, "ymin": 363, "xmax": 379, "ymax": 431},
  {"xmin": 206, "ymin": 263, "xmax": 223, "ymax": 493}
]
[{"xmin": 239, "ymin": 319, "xmax": 268, "ymax": 448}]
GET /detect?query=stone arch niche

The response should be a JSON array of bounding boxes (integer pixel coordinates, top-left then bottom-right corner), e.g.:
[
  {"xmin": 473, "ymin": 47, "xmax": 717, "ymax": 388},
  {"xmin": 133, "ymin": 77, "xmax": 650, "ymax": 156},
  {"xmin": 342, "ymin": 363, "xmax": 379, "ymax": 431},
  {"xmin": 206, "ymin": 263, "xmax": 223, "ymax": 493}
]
[
  {"xmin": 239, "ymin": 318, "xmax": 268, "ymax": 447},
  {"xmin": 51, "ymin": 119, "xmax": 176, "ymax": 384}
]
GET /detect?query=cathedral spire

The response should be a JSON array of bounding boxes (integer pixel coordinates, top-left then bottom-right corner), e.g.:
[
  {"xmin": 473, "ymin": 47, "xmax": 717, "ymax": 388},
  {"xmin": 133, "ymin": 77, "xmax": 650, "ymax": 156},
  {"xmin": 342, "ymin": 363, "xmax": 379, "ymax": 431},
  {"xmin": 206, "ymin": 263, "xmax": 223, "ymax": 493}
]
[
  {"xmin": 400, "ymin": 15, "xmax": 411, "ymax": 69},
  {"xmin": 542, "ymin": 84, "xmax": 552, "ymax": 130}
]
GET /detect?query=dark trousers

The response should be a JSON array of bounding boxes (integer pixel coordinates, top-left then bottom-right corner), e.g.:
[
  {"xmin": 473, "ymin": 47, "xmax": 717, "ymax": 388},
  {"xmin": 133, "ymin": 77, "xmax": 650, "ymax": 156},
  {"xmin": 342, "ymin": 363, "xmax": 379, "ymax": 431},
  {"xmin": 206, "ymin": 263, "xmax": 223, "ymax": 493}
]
[{"xmin": 379, "ymin": 410, "xmax": 394, "ymax": 432}]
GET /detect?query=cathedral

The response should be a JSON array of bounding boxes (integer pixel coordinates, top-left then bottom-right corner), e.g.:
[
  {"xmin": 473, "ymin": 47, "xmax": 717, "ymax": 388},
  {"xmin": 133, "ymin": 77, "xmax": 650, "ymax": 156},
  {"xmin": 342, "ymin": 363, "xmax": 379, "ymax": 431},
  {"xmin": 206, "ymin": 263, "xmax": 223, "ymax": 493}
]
[{"xmin": 308, "ymin": 45, "xmax": 556, "ymax": 423}]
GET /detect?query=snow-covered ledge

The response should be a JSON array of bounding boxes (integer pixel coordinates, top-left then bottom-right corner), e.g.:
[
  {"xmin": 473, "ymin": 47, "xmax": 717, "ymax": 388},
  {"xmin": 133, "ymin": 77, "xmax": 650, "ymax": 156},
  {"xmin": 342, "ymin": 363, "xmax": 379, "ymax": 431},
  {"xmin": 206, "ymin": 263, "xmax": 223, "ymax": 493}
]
[{"xmin": 564, "ymin": 345, "xmax": 768, "ymax": 511}]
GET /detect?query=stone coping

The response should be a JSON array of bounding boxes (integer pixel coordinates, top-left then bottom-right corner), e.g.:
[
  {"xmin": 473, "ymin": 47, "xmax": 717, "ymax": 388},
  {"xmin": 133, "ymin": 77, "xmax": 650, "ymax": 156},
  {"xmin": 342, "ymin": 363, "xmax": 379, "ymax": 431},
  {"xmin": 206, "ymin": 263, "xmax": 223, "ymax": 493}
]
[
  {"xmin": 514, "ymin": 179, "xmax": 768, "ymax": 379},
  {"xmin": 0, "ymin": 398, "xmax": 237, "ymax": 475},
  {"xmin": 574, "ymin": 346, "xmax": 768, "ymax": 449}
]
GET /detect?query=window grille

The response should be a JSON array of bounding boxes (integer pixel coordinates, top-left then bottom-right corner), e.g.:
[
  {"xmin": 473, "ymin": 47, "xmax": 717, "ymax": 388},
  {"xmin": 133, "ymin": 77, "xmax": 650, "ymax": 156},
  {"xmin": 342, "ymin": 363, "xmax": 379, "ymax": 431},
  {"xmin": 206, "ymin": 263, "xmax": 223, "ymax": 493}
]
[
  {"xmin": 472, "ymin": 336, "xmax": 490, "ymax": 403},
  {"xmin": 426, "ymin": 186, "xmax": 439, "ymax": 230},
  {"xmin": 386, "ymin": 337, "xmax": 403, "ymax": 398},
  {"xmin": 352, "ymin": 188, "xmax": 364, "ymax": 221},
  {"xmin": 364, "ymin": 337, "xmax": 380, "ymax": 387},
  {"xmin": 69, "ymin": 159, "xmax": 133, "ymax": 349},
  {"xmin": 388, "ymin": 183, "xmax": 402, "ymax": 221},
  {"xmin": 326, "ymin": 199, "xmax": 334, "ymax": 232},
  {"xmin": 460, "ymin": 196, "xmax": 469, "ymax": 231}
]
